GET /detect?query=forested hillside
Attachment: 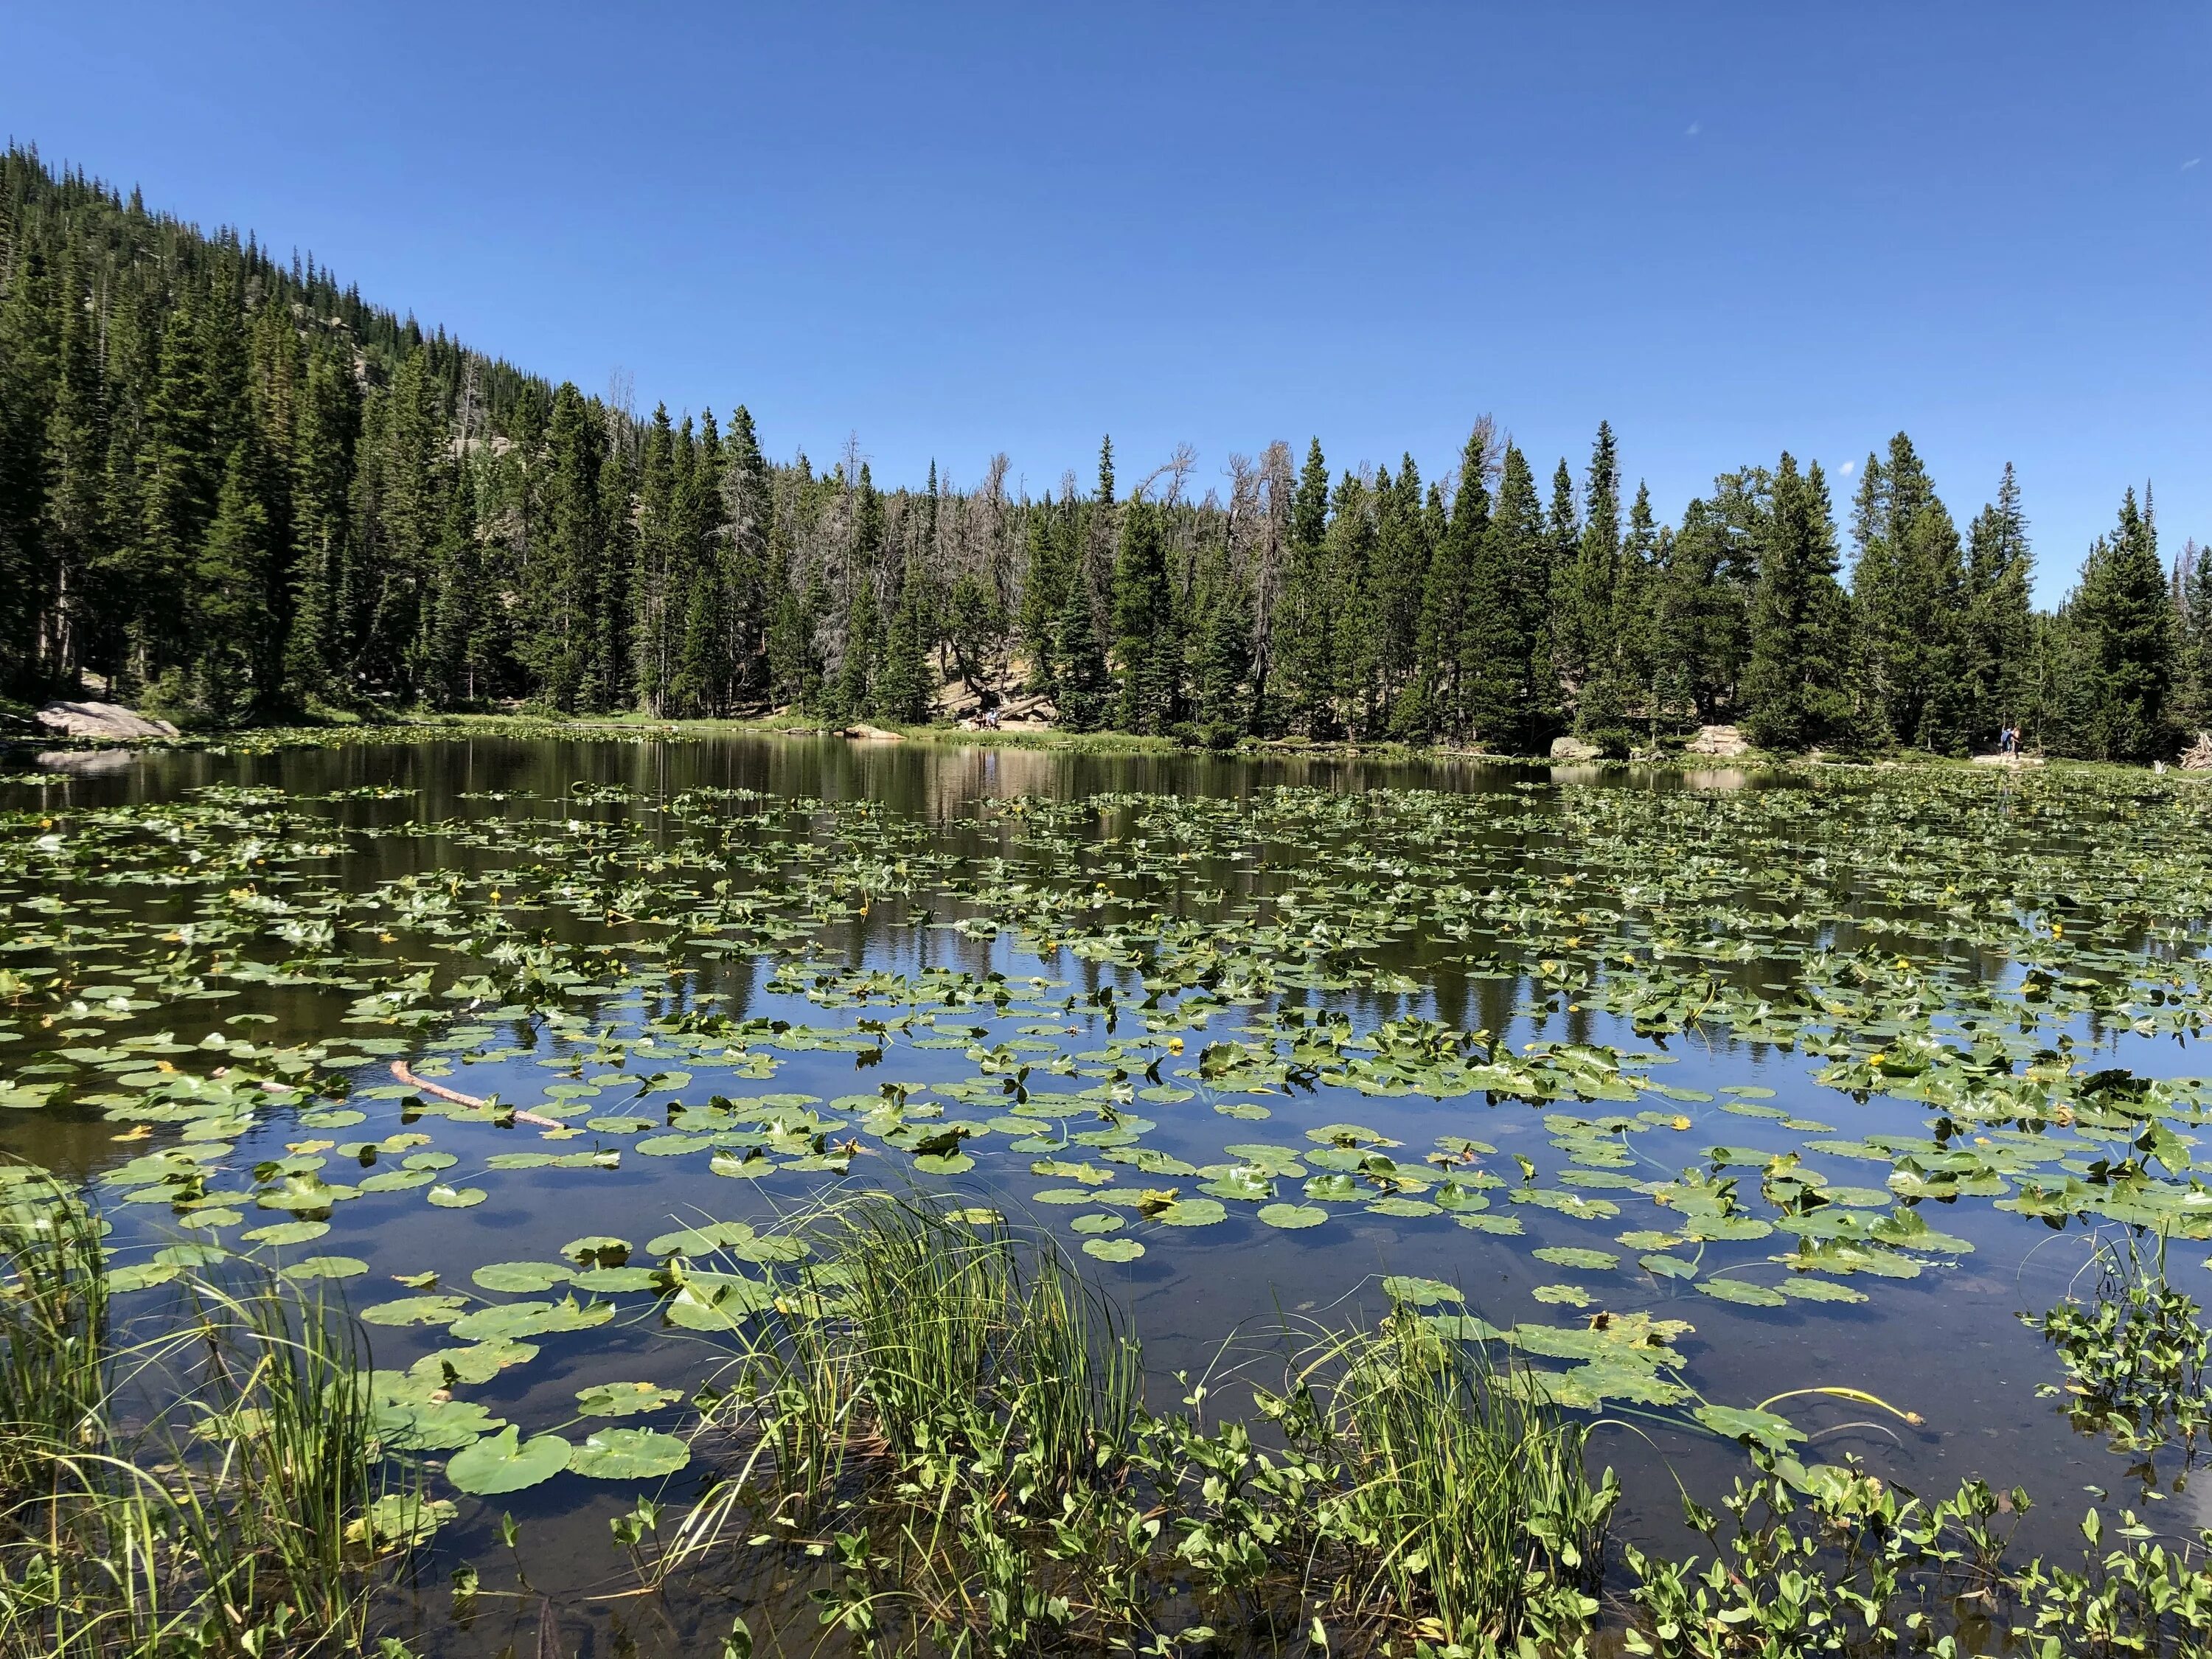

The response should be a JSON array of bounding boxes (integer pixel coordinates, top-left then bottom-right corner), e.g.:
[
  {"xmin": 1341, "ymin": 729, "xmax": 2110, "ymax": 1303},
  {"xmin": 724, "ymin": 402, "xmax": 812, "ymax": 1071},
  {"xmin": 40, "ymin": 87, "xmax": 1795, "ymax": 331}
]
[{"xmin": 1, "ymin": 146, "xmax": 2203, "ymax": 759}]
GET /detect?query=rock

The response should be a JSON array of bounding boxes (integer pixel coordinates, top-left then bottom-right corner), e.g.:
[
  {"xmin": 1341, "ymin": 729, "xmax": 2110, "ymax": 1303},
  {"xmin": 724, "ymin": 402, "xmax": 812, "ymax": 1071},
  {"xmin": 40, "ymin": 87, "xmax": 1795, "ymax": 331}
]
[
  {"xmin": 1970, "ymin": 752, "xmax": 2044, "ymax": 768},
  {"xmin": 35, "ymin": 700, "xmax": 179, "ymax": 741},
  {"xmin": 839, "ymin": 723, "xmax": 905, "ymax": 743},
  {"xmin": 1685, "ymin": 724, "xmax": 1750, "ymax": 758},
  {"xmin": 1548, "ymin": 736, "xmax": 1602, "ymax": 762}
]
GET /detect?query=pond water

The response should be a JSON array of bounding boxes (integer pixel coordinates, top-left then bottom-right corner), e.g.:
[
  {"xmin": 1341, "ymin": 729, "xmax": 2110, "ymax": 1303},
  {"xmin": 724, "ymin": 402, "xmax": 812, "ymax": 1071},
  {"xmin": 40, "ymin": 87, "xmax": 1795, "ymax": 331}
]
[{"xmin": 6, "ymin": 732, "xmax": 2211, "ymax": 1655}]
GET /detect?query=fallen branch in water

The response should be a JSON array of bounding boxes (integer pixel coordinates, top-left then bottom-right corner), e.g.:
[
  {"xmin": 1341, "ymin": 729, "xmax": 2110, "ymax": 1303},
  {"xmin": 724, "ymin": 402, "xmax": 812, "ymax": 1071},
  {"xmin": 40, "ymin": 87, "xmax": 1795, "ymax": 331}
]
[{"xmin": 391, "ymin": 1061, "xmax": 563, "ymax": 1130}]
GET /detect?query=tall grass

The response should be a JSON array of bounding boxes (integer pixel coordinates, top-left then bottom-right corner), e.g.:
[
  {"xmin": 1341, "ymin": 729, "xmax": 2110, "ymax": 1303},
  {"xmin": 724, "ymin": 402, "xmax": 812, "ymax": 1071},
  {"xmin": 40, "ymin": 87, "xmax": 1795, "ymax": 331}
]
[
  {"xmin": 0, "ymin": 1177, "xmax": 420, "ymax": 1659},
  {"xmin": 661, "ymin": 1193, "xmax": 1613, "ymax": 1656}
]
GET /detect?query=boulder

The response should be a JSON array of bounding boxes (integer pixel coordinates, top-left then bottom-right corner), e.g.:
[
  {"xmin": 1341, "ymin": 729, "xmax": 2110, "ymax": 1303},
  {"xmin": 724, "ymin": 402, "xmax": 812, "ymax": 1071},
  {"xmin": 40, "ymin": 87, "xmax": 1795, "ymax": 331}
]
[
  {"xmin": 1548, "ymin": 735, "xmax": 1602, "ymax": 762},
  {"xmin": 1685, "ymin": 724, "xmax": 1750, "ymax": 758},
  {"xmin": 839, "ymin": 723, "xmax": 905, "ymax": 743},
  {"xmin": 1970, "ymin": 752, "xmax": 2044, "ymax": 768},
  {"xmin": 35, "ymin": 701, "xmax": 179, "ymax": 741}
]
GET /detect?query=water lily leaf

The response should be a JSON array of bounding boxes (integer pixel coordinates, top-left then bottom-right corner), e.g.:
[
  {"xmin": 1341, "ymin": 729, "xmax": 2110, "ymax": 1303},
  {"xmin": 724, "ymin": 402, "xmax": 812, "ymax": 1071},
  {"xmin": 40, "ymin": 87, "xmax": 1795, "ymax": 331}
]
[
  {"xmin": 1082, "ymin": 1237, "xmax": 1145, "ymax": 1262},
  {"xmin": 1152, "ymin": 1198, "xmax": 1226, "ymax": 1228},
  {"xmin": 449, "ymin": 1297, "xmax": 613, "ymax": 1342},
  {"xmin": 1380, "ymin": 1275, "xmax": 1463, "ymax": 1307},
  {"xmin": 571, "ymin": 1265, "xmax": 660, "ymax": 1293},
  {"xmin": 1693, "ymin": 1404, "xmax": 1804, "ymax": 1451},
  {"xmin": 562, "ymin": 1235, "xmax": 630, "ymax": 1265},
  {"xmin": 1697, "ymin": 1278, "xmax": 1787, "ymax": 1307},
  {"xmin": 1775, "ymin": 1276, "xmax": 1868, "ymax": 1304},
  {"xmin": 1070, "ymin": 1213, "xmax": 1124, "ymax": 1235},
  {"xmin": 1640, "ymin": 1253, "xmax": 1698, "ymax": 1281},
  {"xmin": 426, "ymin": 1184, "xmax": 487, "ymax": 1208},
  {"xmin": 568, "ymin": 1427, "xmax": 689, "ymax": 1480},
  {"xmin": 279, "ymin": 1254, "xmax": 369, "ymax": 1281},
  {"xmin": 472, "ymin": 1261, "xmax": 574, "ymax": 1293},
  {"xmin": 1256, "ymin": 1203, "xmax": 1328, "ymax": 1230},
  {"xmin": 411, "ymin": 1341, "xmax": 538, "ymax": 1384},
  {"xmin": 345, "ymin": 1492, "xmax": 456, "ymax": 1551},
  {"xmin": 445, "ymin": 1425, "xmax": 571, "ymax": 1495},
  {"xmin": 243, "ymin": 1220, "xmax": 330, "ymax": 1247},
  {"xmin": 361, "ymin": 1294, "xmax": 468, "ymax": 1327},
  {"xmin": 576, "ymin": 1382, "xmax": 684, "ymax": 1417},
  {"xmin": 1531, "ymin": 1247, "xmax": 1618, "ymax": 1272}
]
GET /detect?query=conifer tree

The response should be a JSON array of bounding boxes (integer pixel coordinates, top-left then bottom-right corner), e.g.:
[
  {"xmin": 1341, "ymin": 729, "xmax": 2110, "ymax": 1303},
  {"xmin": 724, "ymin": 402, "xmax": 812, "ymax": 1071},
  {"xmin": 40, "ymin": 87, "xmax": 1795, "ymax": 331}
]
[
  {"xmin": 189, "ymin": 438, "xmax": 277, "ymax": 721},
  {"xmin": 1961, "ymin": 462, "xmax": 2033, "ymax": 746},
  {"xmin": 1741, "ymin": 454, "xmax": 1854, "ymax": 751},
  {"xmin": 1851, "ymin": 433, "xmax": 1968, "ymax": 751},
  {"xmin": 1459, "ymin": 446, "xmax": 1548, "ymax": 751},
  {"xmin": 1273, "ymin": 439, "xmax": 1336, "ymax": 735},
  {"xmin": 1113, "ymin": 495, "xmax": 1179, "ymax": 733},
  {"xmin": 2071, "ymin": 487, "xmax": 2172, "ymax": 762},
  {"xmin": 1054, "ymin": 573, "xmax": 1109, "ymax": 731},
  {"xmin": 1408, "ymin": 423, "xmax": 1493, "ymax": 739},
  {"xmin": 2174, "ymin": 540, "xmax": 2212, "ymax": 740}
]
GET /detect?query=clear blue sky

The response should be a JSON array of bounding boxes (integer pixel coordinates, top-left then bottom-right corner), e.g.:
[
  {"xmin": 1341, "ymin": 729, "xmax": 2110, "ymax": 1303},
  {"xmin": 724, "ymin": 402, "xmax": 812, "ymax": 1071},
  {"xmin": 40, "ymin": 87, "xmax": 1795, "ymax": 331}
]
[{"xmin": 5, "ymin": 2, "xmax": 2205, "ymax": 602}]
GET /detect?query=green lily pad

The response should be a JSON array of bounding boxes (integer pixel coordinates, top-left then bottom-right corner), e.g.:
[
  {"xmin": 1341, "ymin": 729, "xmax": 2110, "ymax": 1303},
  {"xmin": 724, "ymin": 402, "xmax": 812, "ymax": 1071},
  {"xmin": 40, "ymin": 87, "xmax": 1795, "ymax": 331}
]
[
  {"xmin": 279, "ymin": 1254, "xmax": 369, "ymax": 1281},
  {"xmin": 471, "ymin": 1261, "xmax": 575, "ymax": 1293},
  {"xmin": 1531, "ymin": 1247, "xmax": 1619, "ymax": 1272},
  {"xmin": 576, "ymin": 1382, "xmax": 685, "ymax": 1417},
  {"xmin": 1256, "ymin": 1203, "xmax": 1328, "ymax": 1230},
  {"xmin": 567, "ymin": 1427, "xmax": 689, "ymax": 1480},
  {"xmin": 361, "ymin": 1294, "xmax": 468, "ymax": 1327},
  {"xmin": 445, "ymin": 1425, "xmax": 571, "ymax": 1495},
  {"xmin": 1082, "ymin": 1237, "xmax": 1145, "ymax": 1262},
  {"xmin": 1697, "ymin": 1278, "xmax": 1787, "ymax": 1307}
]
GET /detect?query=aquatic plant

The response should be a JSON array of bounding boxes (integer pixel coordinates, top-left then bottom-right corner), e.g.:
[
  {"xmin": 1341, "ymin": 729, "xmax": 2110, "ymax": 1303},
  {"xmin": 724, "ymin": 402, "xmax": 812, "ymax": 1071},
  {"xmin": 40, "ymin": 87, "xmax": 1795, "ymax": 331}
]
[
  {"xmin": 658, "ymin": 1194, "xmax": 1613, "ymax": 1655},
  {"xmin": 0, "ymin": 1178, "xmax": 434, "ymax": 1658}
]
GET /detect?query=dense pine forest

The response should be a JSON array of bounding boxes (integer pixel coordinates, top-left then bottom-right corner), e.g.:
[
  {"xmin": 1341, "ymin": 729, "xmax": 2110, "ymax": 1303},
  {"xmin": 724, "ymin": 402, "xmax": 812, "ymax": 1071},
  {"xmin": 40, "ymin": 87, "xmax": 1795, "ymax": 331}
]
[{"xmin": 0, "ymin": 146, "xmax": 2203, "ymax": 761}]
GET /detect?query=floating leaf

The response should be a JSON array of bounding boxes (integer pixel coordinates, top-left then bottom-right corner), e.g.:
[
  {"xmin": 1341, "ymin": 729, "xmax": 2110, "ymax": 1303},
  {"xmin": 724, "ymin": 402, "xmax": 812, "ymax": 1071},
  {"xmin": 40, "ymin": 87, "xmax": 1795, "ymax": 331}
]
[
  {"xmin": 576, "ymin": 1382, "xmax": 684, "ymax": 1418},
  {"xmin": 568, "ymin": 1427, "xmax": 689, "ymax": 1480},
  {"xmin": 445, "ymin": 1426, "xmax": 571, "ymax": 1495}
]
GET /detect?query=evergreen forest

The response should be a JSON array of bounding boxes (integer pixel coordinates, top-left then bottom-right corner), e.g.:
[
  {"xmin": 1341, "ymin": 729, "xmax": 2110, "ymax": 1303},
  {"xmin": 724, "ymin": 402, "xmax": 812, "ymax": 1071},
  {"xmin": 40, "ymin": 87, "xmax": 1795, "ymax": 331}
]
[{"xmin": 2, "ymin": 146, "xmax": 2204, "ymax": 762}]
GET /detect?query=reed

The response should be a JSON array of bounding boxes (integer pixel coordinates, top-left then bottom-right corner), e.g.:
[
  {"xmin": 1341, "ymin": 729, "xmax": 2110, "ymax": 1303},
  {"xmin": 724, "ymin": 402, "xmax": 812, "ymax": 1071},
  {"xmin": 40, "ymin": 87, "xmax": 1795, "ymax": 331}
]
[
  {"xmin": 0, "ymin": 1181, "xmax": 422, "ymax": 1659},
  {"xmin": 661, "ymin": 1192, "xmax": 1610, "ymax": 1655}
]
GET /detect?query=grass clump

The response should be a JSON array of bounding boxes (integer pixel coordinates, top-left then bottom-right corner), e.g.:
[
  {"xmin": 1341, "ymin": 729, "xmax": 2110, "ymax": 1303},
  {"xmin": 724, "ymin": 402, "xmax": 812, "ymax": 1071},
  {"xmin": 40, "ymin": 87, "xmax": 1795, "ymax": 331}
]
[
  {"xmin": 0, "ymin": 1175, "xmax": 434, "ymax": 1658},
  {"xmin": 659, "ymin": 1194, "xmax": 1613, "ymax": 1657}
]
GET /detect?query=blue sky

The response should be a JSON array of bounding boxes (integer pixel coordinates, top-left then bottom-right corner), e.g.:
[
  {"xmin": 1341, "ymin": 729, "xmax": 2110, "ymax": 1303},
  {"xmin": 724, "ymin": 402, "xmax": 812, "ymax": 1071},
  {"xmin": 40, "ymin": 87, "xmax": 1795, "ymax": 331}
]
[{"xmin": 5, "ymin": 2, "xmax": 2205, "ymax": 602}]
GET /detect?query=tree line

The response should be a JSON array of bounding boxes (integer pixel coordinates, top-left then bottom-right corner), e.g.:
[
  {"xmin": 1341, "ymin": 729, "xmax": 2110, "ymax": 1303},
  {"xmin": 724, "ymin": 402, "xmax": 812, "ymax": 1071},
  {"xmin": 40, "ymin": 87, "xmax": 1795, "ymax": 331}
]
[{"xmin": 1, "ymin": 146, "xmax": 2203, "ymax": 762}]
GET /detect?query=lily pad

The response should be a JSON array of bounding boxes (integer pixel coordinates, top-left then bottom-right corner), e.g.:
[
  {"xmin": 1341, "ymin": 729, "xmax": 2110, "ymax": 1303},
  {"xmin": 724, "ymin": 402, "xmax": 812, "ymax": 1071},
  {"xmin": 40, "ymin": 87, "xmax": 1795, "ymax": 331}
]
[
  {"xmin": 567, "ymin": 1427, "xmax": 690, "ymax": 1480},
  {"xmin": 445, "ymin": 1425, "xmax": 571, "ymax": 1495}
]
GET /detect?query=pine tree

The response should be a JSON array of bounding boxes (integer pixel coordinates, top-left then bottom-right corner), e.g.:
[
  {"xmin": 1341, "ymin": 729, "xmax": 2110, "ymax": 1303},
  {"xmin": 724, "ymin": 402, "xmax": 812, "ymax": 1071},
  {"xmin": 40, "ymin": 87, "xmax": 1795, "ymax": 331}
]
[
  {"xmin": 1961, "ymin": 462, "xmax": 2033, "ymax": 747},
  {"xmin": 1459, "ymin": 446, "xmax": 1549, "ymax": 751},
  {"xmin": 1408, "ymin": 424, "xmax": 1493, "ymax": 739},
  {"xmin": 1851, "ymin": 433, "xmax": 1967, "ymax": 751},
  {"xmin": 1113, "ymin": 495, "xmax": 1178, "ymax": 733},
  {"xmin": 2071, "ymin": 486, "xmax": 2172, "ymax": 762},
  {"xmin": 0, "ymin": 243, "xmax": 56, "ymax": 683},
  {"xmin": 1741, "ymin": 454, "xmax": 1854, "ymax": 752},
  {"xmin": 38, "ymin": 248, "xmax": 105, "ymax": 684},
  {"xmin": 1054, "ymin": 572, "xmax": 1109, "ymax": 731},
  {"xmin": 2175, "ymin": 539, "xmax": 2212, "ymax": 740},
  {"xmin": 1272, "ymin": 439, "xmax": 1337, "ymax": 735},
  {"xmin": 875, "ymin": 557, "xmax": 933, "ymax": 724},
  {"xmin": 189, "ymin": 438, "xmax": 277, "ymax": 722}
]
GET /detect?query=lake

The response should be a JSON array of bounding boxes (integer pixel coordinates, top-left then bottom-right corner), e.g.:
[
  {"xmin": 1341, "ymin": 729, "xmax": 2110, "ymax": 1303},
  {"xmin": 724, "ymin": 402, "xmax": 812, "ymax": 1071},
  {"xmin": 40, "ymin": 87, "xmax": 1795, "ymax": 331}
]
[{"xmin": 6, "ymin": 730, "xmax": 2210, "ymax": 1656}]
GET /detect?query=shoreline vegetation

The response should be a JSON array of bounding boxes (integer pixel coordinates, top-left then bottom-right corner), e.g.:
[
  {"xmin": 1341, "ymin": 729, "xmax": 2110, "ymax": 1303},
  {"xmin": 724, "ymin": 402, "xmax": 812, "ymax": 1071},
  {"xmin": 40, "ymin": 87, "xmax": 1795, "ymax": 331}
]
[
  {"xmin": 2, "ymin": 145, "xmax": 2209, "ymax": 769},
  {"xmin": 1, "ymin": 703, "xmax": 2183, "ymax": 780}
]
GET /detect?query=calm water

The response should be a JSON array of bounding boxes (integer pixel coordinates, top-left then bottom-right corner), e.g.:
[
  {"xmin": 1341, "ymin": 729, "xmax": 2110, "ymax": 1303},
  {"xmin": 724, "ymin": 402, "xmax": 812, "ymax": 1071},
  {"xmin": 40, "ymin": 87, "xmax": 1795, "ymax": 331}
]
[{"xmin": 1, "ymin": 734, "xmax": 2183, "ymax": 1655}]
